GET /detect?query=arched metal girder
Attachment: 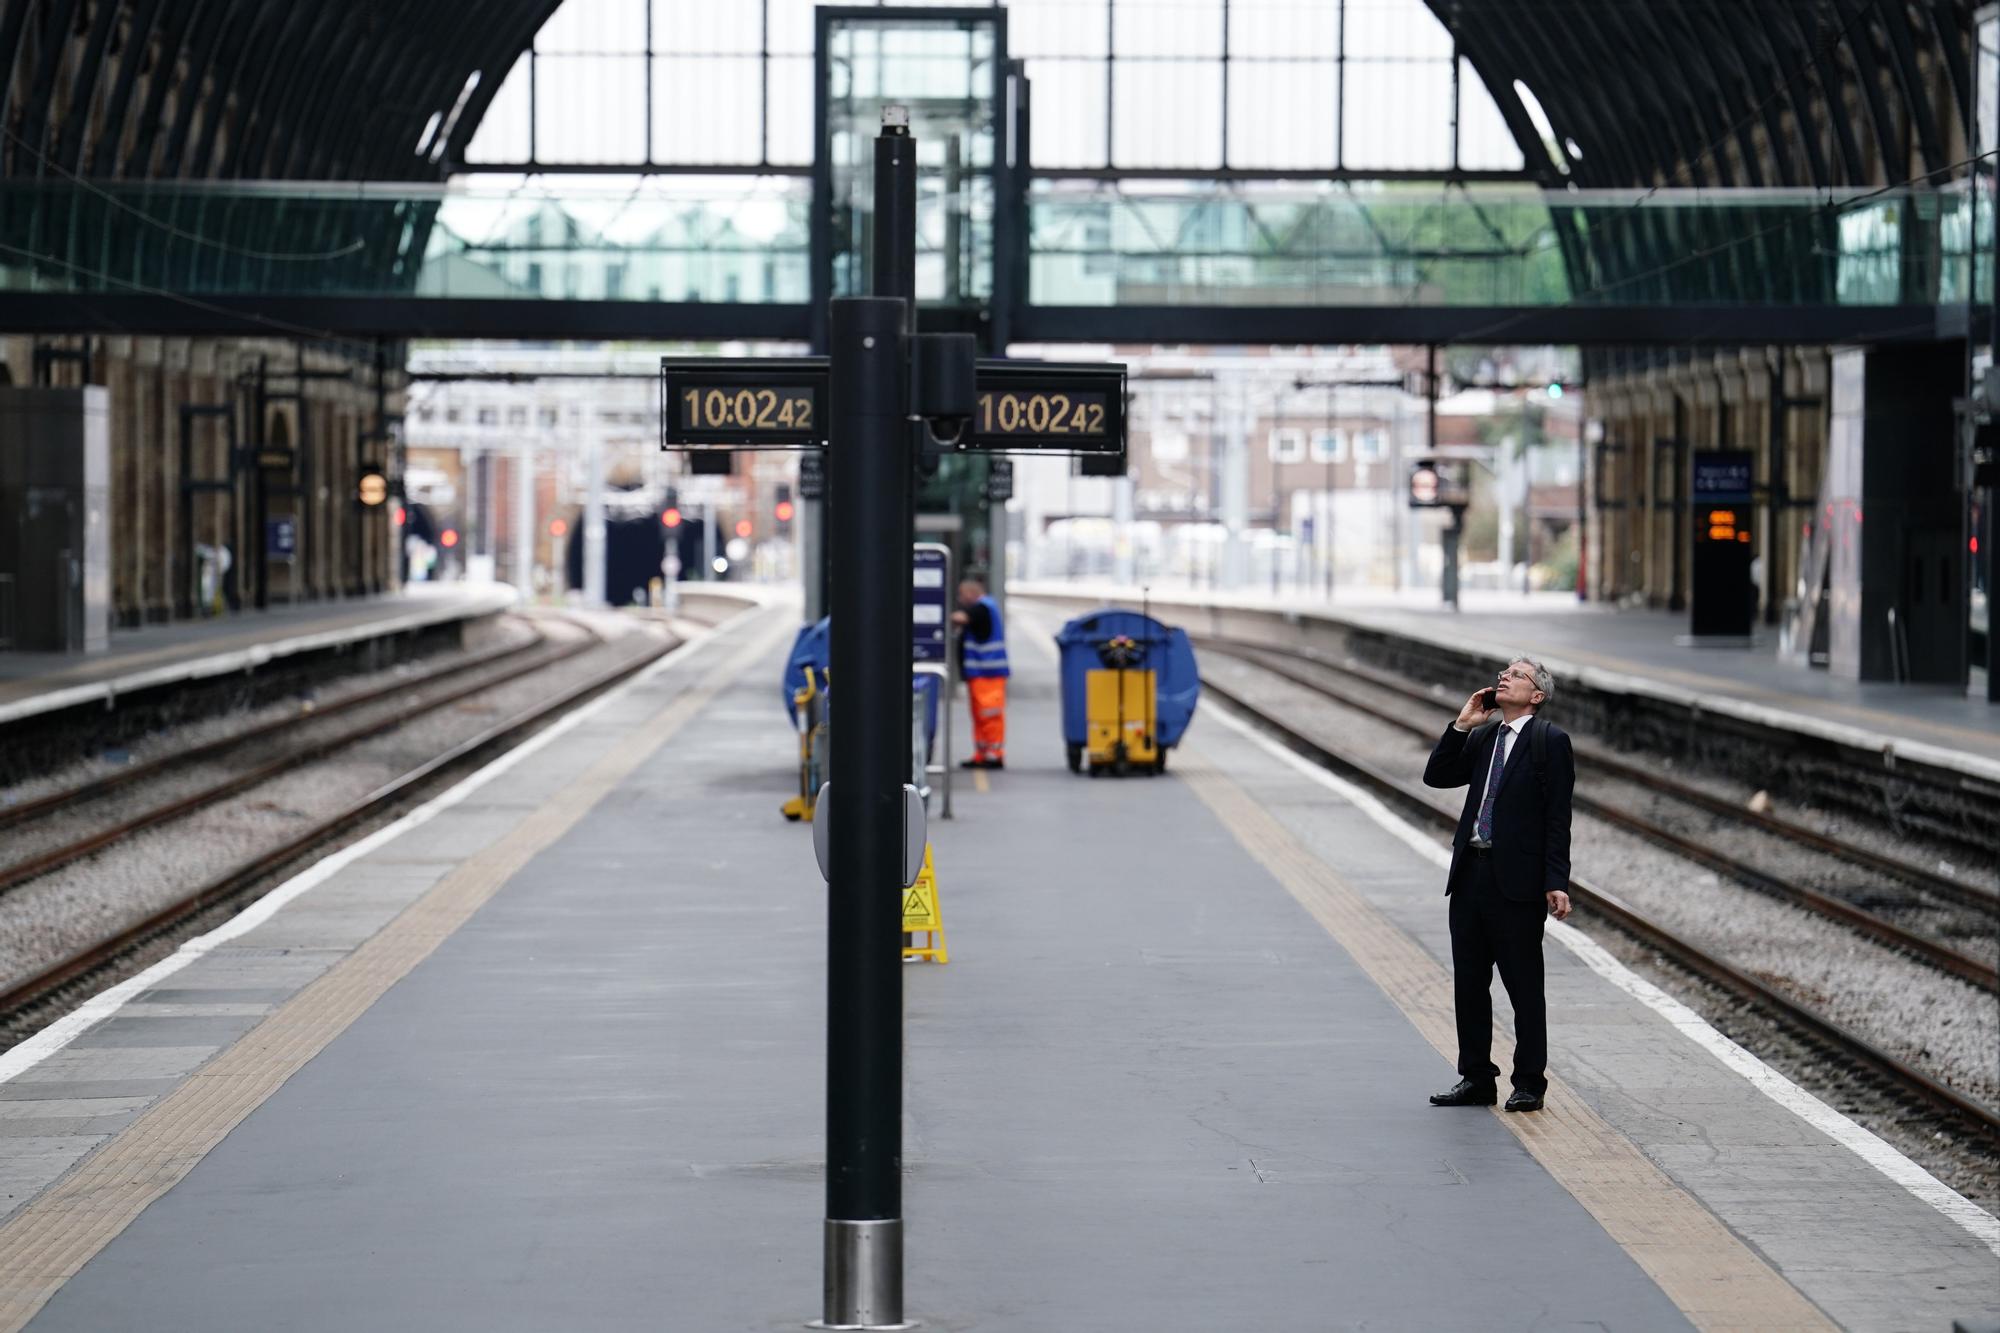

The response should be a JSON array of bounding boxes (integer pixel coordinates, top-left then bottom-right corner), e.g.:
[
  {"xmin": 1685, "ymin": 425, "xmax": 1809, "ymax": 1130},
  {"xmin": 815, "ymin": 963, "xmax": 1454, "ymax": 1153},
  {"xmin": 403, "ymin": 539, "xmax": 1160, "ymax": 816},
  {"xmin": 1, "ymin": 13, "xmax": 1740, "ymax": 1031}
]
[
  {"xmin": 1710, "ymin": 0, "xmax": 1822, "ymax": 187},
  {"xmin": 1871, "ymin": 0, "xmax": 1948, "ymax": 175},
  {"xmin": 1762, "ymin": 1, "xmax": 1871, "ymax": 185},
  {"xmin": 371, "ymin": 3, "xmax": 537, "ymax": 180},
  {"xmin": 436, "ymin": 0, "xmax": 571, "ymax": 171},
  {"xmin": 117, "ymin": 0, "xmax": 218, "ymax": 177},
  {"xmin": 226, "ymin": 1, "xmax": 346, "ymax": 178},
  {"xmin": 156, "ymin": 0, "xmax": 249, "ymax": 178},
  {"xmin": 15, "ymin": 0, "xmax": 89, "ymax": 169},
  {"xmin": 1826, "ymin": 0, "xmax": 1915, "ymax": 179},
  {"xmin": 0, "ymin": 0, "xmax": 1974, "ymax": 206},
  {"xmin": 1921, "ymin": 0, "xmax": 1972, "ymax": 133},
  {"xmin": 0, "ymin": 0, "xmax": 561, "ymax": 183},
  {"xmin": 1430, "ymin": 0, "xmax": 1969, "ymax": 191},
  {"xmin": 79, "ymin": 0, "xmax": 176, "ymax": 176},
  {"xmin": 47, "ymin": 0, "xmax": 122, "ymax": 172}
]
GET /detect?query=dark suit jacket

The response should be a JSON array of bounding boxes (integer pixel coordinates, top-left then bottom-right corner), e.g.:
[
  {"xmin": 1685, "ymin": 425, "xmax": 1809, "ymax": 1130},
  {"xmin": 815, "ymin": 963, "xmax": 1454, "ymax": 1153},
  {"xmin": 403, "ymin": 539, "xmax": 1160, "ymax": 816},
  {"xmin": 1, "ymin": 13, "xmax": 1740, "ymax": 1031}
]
[{"xmin": 1422, "ymin": 716, "xmax": 1575, "ymax": 904}]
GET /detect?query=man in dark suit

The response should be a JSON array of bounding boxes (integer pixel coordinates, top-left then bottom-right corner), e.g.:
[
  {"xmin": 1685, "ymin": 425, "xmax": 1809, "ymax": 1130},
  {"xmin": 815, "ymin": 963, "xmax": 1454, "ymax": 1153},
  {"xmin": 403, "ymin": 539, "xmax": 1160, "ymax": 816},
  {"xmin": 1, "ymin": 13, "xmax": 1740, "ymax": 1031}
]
[{"xmin": 1422, "ymin": 658, "xmax": 1574, "ymax": 1113}]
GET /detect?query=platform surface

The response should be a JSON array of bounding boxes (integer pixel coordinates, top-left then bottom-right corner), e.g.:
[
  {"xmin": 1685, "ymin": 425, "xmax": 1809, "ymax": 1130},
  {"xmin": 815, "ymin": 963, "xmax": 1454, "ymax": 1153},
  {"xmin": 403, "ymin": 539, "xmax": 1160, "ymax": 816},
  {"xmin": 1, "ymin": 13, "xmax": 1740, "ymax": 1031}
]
[
  {"xmin": 0, "ymin": 596, "xmax": 1992, "ymax": 1331},
  {"xmin": 1015, "ymin": 581, "xmax": 2000, "ymax": 776},
  {"xmin": 0, "ymin": 584, "xmax": 515, "ymax": 724}
]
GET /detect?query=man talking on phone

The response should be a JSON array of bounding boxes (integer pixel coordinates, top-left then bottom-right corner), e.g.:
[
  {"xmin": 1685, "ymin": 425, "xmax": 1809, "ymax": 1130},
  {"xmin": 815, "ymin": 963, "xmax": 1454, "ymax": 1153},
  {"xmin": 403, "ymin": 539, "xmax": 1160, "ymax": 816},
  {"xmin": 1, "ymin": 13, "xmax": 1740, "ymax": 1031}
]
[{"xmin": 1422, "ymin": 658, "xmax": 1574, "ymax": 1113}]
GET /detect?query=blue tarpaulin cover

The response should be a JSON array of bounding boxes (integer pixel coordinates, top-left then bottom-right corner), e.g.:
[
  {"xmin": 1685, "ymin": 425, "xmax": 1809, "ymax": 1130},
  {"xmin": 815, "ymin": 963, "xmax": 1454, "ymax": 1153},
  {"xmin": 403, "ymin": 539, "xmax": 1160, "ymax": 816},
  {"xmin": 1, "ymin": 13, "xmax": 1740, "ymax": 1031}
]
[
  {"xmin": 1053, "ymin": 609, "xmax": 1200, "ymax": 748},
  {"xmin": 782, "ymin": 615, "xmax": 940, "ymax": 752}
]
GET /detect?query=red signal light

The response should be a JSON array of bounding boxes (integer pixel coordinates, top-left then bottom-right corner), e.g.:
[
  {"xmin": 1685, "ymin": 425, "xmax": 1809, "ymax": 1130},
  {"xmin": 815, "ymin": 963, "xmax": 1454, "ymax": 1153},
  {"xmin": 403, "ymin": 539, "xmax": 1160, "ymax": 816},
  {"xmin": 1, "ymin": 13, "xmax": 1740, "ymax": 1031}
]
[
  {"xmin": 549, "ymin": 518, "xmax": 568, "ymax": 537},
  {"xmin": 735, "ymin": 519, "xmax": 754, "ymax": 539},
  {"xmin": 775, "ymin": 499, "xmax": 795, "ymax": 523},
  {"xmin": 662, "ymin": 508, "xmax": 682, "ymax": 528},
  {"xmin": 440, "ymin": 529, "xmax": 459, "ymax": 548},
  {"xmin": 392, "ymin": 506, "xmax": 406, "ymax": 526}
]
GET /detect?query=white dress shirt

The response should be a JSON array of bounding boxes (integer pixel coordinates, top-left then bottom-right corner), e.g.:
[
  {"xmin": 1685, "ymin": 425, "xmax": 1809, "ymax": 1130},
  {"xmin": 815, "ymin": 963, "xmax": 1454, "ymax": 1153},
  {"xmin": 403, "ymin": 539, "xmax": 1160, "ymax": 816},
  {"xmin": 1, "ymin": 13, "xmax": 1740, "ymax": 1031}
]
[{"xmin": 1466, "ymin": 714, "xmax": 1531, "ymax": 848}]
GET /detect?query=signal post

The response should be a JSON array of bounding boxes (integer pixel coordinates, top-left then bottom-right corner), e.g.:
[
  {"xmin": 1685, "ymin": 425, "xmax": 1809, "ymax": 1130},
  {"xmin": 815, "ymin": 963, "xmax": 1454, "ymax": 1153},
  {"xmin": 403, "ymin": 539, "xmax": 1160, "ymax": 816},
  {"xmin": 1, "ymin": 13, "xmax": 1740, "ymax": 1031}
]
[{"xmin": 659, "ymin": 109, "xmax": 1125, "ymax": 1330}]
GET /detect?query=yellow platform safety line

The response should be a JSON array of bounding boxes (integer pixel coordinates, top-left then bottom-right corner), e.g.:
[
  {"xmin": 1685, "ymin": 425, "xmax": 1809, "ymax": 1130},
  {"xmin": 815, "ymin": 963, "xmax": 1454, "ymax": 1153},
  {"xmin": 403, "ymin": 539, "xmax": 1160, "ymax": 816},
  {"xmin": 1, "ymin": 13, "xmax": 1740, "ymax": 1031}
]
[
  {"xmin": 1175, "ymin": 751, "xmax": 1836, "ymax": 1332},
  {"xmin": 902, "ymin": 843, "xmax": 948, "ymax": 963},
  {"xmin": 0, "ymin": 610, "xmax": 796, "ymax": 1333}
]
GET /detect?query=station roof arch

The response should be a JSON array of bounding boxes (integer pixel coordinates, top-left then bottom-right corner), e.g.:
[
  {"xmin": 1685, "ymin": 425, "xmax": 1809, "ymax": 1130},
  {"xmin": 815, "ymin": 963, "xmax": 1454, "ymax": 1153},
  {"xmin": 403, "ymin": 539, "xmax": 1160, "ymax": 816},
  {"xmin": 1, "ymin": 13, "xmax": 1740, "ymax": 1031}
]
[{"xmin": 0, "ymin": 1, "xmax": 1970, "ymax": 190}]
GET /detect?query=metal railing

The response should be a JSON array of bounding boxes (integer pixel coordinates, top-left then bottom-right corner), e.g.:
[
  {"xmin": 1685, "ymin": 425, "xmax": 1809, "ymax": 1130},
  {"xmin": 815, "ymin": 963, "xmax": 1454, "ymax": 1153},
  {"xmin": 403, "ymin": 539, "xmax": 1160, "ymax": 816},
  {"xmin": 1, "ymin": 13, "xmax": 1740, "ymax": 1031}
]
[{"xmin": 1, "ymin": 179, "xmax": 1983, "ymax": 314}]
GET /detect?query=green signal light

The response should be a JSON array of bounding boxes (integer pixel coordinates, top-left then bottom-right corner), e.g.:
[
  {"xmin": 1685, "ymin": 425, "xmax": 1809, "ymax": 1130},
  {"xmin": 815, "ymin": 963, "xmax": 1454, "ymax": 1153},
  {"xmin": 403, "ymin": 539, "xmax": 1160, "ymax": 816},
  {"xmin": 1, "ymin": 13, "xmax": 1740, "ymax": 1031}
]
[{"xmin": 1547, "ymin": 383, "xmax": 1564, "ymax": 399}]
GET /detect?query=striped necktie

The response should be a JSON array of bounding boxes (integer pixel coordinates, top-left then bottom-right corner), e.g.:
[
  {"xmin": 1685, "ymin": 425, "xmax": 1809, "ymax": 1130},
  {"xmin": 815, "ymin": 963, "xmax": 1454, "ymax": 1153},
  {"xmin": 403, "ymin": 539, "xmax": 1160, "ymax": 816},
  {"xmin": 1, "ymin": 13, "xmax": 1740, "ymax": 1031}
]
[{"xmin": 1476, "ymin": 726, "xmax": 1510, "ymax": 844}]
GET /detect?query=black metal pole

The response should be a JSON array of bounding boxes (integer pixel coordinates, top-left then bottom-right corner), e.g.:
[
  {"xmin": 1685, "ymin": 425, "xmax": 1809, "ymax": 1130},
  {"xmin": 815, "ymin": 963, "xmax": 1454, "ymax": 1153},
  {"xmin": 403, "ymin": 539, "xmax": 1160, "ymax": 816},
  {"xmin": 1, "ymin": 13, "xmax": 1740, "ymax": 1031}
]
[
  {"xmin": 1669, "ymin": 397, "xmax": 1687, "ymax": 613},
  {"xmin": 873, "ymin": 115, "xmax": 916, "ymax": 305},
  {"xmin": 1443, "ymin": 506, "xmax": 1462, "ymax": 610},
  {"xmin": 822, "ymin": 294, "xmax": 911, "ymax": 1330},
  {"xmin": 252, "ymin": 361, "xmax": 269, "ymax": 612},
  {"xmin": 874, "ymin": 110, "xmax": 919, "ymax": 618},
  {"xmin": 872, "ymin": 110, "xmax": 933, "ymax": 889},
  {"xmin": 1988, "ymin": 141, "xmax": 1999, "ymax": 701}
]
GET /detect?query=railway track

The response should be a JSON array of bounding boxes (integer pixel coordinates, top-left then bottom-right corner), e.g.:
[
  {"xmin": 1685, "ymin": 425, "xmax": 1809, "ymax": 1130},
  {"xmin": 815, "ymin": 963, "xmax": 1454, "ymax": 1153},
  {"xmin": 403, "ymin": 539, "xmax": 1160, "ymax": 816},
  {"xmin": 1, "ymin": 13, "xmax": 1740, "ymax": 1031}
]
[
  {"xmin": 0, "ymin": 624, "xmax": 592, "ymax": 899},
  {"xmin": 0, "ymin": 620, "xmax": 677, "ymax": 1029},
  {"xmin": 1196, "ymin": 653, "xmax": 2000, "ymax": 1148},
  {"xmin": 0, "ymin": 626, "xmax": 549, "ymax": 839},
  {"xmin": 1200, "ymin": 638, "xmax": 1999, "ymax": 993}
]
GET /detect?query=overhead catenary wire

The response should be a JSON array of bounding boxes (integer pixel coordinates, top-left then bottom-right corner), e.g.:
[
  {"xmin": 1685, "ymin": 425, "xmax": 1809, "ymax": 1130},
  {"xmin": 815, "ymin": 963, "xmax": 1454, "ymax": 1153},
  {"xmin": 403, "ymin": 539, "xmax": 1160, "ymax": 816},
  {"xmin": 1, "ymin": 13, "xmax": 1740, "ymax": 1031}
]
[
  {"xmin": 1448, "ymin": 143, "xmax": 2000, "ymax": 348},
  {"xmin": 1, "ymin": 124, "xmax": 369, "ymax": 264},
  {"xmin": 0, "ymin": 239, "xmax": 363, "ymax": 350}
]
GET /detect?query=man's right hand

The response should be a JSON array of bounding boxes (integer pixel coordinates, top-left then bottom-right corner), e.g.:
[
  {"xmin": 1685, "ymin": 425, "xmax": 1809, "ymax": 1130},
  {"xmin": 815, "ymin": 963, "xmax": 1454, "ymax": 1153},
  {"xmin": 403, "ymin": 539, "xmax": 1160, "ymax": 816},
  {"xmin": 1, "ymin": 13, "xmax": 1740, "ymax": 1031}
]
[{"xmin": 1453, "ymin": 688, "xmax": 1495, "ymax": 731}]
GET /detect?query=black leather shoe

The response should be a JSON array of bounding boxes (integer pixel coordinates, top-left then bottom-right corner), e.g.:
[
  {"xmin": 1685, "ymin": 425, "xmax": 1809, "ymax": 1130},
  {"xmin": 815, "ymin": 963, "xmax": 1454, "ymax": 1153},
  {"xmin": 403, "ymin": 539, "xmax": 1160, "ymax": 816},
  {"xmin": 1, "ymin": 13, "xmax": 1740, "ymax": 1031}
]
[
  {"xmin": 1428, "ymin": 1078, "xmax": 1497, "ymax": 1107},
  {"xmin": 1504, "ymin": 1090, "xmax": 1545, "ymax": 1112}
]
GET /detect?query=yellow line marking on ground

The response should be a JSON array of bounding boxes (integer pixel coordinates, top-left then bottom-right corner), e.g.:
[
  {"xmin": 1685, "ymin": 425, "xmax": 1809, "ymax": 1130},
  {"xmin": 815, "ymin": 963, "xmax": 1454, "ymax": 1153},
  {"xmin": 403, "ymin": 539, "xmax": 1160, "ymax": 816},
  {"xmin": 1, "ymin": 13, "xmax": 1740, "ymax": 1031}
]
[
  {"xmin": 1175, "ymin": 749, "xmax": 1836, "ymax": 1333},
  {"xmin": 972, "ymin": 768, "xmax": 990, "ymax": 794},
  {"xmin": 0, "ymin": 611, "xmax": 792, "ymax": 1332}
]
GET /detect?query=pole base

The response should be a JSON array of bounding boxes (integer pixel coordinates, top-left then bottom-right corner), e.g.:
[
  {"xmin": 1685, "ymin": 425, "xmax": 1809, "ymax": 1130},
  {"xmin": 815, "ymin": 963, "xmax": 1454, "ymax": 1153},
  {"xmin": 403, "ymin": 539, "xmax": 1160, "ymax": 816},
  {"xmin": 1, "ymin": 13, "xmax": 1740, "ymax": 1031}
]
[{"xmin": 812, "ymin": 1218, "xmax": 914, "ymax": 1329}]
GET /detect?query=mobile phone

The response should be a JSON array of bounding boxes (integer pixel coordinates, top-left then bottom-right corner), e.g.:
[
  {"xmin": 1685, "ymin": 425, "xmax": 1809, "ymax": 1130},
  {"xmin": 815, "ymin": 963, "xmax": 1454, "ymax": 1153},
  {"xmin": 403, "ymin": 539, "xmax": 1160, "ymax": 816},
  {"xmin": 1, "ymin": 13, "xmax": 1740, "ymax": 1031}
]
[{"xmin": 1479, "ymin": 688, "xmax": 1498, "ymax": 709}]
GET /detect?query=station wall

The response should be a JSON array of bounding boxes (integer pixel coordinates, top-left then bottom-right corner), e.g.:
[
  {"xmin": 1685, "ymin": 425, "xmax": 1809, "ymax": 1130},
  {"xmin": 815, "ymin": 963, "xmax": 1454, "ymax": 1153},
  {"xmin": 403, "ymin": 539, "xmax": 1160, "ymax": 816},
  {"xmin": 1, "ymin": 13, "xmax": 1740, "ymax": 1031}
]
[
  {"xmin": 1, "ymin": 335, "xmax": 401, "ymax": 631},
  {"xmin": 1587, "ymin": 348, "xmax": 1831, "ymax": 623},
  {"xmin": 1589, "ymin": 341, "xmax": 1974, "ymax": 686}
]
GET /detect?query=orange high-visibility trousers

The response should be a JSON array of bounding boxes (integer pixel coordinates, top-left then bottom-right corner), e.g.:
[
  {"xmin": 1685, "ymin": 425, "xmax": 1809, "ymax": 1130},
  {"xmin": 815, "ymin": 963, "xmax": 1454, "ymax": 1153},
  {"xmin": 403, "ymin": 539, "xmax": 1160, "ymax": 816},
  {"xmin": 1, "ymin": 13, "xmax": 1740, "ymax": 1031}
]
[{"xmin": 968, "ymin": 677, "xmax": 1006, "ymax": 760}]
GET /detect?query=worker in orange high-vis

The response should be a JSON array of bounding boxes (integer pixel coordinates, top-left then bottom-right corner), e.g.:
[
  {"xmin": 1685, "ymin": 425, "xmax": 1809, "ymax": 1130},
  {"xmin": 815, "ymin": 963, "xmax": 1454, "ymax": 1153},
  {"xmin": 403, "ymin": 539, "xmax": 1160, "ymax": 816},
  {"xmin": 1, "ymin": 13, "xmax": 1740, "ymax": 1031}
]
[{"xmin": 953, "ymin": 577, "xmax": 1010, "ymax": 769}]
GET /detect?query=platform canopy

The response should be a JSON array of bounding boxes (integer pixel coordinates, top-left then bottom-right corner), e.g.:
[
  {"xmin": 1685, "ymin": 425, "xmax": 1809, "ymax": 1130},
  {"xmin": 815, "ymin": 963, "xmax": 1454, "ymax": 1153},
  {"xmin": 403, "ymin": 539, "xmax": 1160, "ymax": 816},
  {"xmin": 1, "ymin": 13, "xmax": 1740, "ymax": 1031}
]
[{"xmin": 0, "ymin": 2, "xmax": 1977, "ymax": 345}]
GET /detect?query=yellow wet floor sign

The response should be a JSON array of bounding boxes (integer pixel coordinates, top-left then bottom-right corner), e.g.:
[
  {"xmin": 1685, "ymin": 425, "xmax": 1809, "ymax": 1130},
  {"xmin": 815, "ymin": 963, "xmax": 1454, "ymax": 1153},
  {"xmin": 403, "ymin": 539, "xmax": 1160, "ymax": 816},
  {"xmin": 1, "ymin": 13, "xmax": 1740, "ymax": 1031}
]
[{"xmin": 902, "ymin": 843, "xmax": 948, "ymax": 963}]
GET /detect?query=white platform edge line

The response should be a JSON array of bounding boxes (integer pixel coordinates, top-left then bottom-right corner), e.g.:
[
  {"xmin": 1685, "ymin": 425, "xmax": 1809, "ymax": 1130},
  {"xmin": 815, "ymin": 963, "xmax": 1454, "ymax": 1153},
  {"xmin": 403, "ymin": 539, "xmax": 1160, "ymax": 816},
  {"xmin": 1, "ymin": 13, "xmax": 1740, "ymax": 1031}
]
[
  {"xmin": 0, "ymin": 604, "xmax": 765, "ymax": 1087},
  {"xmin": 1199, "ymin": 701, "xmax": 2000, "ymax": 1257},
  {"xmin": 0, "ymin": 587, "xmax": 518, "ymax": 728}
]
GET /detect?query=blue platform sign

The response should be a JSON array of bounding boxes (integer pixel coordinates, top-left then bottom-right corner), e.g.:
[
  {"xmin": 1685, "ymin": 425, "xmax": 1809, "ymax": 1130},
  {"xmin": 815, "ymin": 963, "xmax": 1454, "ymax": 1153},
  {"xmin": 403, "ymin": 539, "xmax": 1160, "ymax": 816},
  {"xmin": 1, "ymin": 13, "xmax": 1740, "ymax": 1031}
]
[
  {"xmin": 912, "ymin": 544, "xmax": 950, "ymax": 664},
  {"xmin": 266, "ymin": 517, "xmax": 298, "ymax": 559},
  {"xmin": 1692, "ymin": 450, "xmax": 1754, "ymax": 503}
]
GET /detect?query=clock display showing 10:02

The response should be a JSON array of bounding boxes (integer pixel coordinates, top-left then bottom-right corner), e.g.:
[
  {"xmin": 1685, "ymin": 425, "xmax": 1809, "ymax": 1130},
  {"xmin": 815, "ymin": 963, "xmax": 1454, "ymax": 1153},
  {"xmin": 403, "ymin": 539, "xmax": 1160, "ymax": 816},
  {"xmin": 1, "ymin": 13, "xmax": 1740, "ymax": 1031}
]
[
  {"xmin": 679, "ymin": 386, "xmax": 815, "ymax": 433},
  {"xmin": 976, "ymin": 389, "xmax": 1108, "ymax": 437}
]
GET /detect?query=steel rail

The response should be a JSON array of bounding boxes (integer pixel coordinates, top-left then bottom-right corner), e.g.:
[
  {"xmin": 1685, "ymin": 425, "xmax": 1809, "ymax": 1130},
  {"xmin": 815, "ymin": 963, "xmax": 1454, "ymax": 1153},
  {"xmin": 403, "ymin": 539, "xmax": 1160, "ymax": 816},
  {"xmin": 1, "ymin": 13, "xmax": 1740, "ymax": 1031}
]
[
  {"xmin": 0, "ymin": 631, "xmax": 677, "ymax": 1025},
  {"xmin": 0, "ymin": 633, "xmax": 597, "ymax": 899},
  {"xmin": 1201, "ymin": 635, "xmax": 2000, "ymax": 916},
  {"xmin": 1202, "ymin": 641, "xmax": 1999, "ymax": 994},
  {"xmin": 0, "ymin": 627, "xmax": 548, "ymax": 836},
  {"xmin": 1198, "ymin": 673, "xmax": 2000, "ymax": 1145}
]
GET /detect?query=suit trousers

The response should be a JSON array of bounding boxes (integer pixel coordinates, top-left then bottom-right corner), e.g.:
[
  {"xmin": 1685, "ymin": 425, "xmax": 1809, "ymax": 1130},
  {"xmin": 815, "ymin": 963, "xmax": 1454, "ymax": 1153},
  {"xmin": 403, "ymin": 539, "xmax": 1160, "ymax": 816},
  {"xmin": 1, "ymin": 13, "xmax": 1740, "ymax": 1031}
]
[{"xmin": 1448, "ymin": 852, "xmax": 1548, "ymax": 1095}]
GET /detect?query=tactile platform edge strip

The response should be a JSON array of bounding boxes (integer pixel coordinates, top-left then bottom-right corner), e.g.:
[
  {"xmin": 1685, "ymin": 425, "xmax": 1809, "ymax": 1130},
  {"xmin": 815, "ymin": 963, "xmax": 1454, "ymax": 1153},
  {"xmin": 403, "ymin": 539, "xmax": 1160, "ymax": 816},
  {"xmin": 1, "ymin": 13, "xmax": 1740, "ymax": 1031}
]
[
  {"xmin": 0, "ymin": 612, "xmax": 790, "ymax": 1331},
  {"xmin": 1176, "ymin": 750, "xmax": 1837, "ymax": 1333}
]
